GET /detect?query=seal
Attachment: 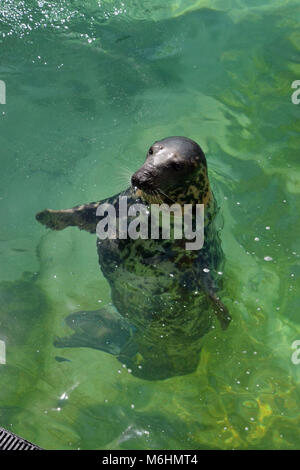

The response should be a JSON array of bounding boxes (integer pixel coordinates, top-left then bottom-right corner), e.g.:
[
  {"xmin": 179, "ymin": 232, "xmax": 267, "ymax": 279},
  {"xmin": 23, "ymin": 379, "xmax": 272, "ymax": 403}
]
[{"xmin": 36, "ymin": 136, "xmax": 231, "ymax": 380}]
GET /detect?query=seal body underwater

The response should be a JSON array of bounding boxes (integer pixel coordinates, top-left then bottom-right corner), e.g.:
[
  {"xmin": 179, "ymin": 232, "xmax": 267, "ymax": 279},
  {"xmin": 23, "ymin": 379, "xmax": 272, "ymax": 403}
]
[{"xmin": 36, "ymin": 136, "xmax": 231, "ymax": 380}]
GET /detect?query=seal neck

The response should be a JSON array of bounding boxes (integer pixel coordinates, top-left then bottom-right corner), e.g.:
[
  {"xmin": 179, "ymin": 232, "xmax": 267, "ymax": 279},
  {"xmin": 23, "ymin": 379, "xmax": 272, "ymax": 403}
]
[{"xmin": 164, "ymin": 167, "xmax": 212, "ymax": 207}]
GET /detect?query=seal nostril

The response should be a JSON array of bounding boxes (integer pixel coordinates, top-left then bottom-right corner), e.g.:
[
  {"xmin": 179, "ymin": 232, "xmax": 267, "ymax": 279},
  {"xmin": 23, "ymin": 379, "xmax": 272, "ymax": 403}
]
[{"xmin": 131, "ymin": 172, "xmax": 153, "ymax": 191}]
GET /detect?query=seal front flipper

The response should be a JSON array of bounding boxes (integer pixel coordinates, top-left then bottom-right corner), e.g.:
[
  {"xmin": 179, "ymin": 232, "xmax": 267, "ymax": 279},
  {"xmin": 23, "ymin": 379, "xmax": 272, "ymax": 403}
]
[
  {"xmin": 36, "ymin": 201, "xmax": 102, "ymax": 233},
  {"xmin": 201, "ymin": 273, "xmax": 231, "ymax": 330},
  {"xmin": 207, "ymin": 292, "xmax": 231, "ymax": 330},
  {"xmin": 54, "ymin": 307, "xmax": 134, "ymax": 355}
]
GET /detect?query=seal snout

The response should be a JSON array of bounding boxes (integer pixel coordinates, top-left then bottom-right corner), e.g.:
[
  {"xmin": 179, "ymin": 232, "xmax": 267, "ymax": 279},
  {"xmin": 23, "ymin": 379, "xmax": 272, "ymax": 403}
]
[{"xmin": 131, "ymin": 169, "xmax": 155, "ymax": 191}]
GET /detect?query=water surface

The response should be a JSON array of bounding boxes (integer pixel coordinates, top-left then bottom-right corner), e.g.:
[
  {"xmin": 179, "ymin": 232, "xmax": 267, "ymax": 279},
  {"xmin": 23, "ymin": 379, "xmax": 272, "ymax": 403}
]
[{"xmin": 0, "ymin": 0, "xmax": 300, "ymax": 450}]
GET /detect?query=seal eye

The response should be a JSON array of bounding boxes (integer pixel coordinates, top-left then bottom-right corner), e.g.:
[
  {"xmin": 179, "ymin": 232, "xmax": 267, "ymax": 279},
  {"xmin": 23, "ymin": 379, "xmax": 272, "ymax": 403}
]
[{"xmin": 149, "ymin": 147, "xmax": 154, "ymax": 155}]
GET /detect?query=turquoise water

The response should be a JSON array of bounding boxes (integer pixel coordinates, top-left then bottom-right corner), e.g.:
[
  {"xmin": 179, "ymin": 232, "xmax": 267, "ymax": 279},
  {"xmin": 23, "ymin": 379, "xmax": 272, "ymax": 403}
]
[{"xmin": 0, "ymin": 0, "xmax": 300, "ymax": 450}]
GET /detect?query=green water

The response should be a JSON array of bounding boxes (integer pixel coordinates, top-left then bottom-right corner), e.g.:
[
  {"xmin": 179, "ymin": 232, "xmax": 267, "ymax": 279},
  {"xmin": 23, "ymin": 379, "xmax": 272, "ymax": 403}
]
[{"xmin": 0, "ymin": 0, "xmax": 300, "ymax": 450}]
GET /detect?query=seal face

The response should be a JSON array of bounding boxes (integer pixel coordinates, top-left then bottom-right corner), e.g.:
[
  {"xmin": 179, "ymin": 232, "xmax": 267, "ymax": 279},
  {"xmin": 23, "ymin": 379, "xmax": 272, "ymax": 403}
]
[
  {"xmin": 36, "ymin": 136, "xmax": 230, "ymax": 380},
  {"xmin": 132, "ymin": 137, "xmax": 211, "ymax": 207}
]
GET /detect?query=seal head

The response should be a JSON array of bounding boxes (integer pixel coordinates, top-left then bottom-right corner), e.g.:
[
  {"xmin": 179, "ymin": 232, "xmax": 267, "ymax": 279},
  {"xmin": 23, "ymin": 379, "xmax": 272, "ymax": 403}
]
[{"xmin": 131, "ymin": 136, "xmax": 211, "ymax": 205}]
